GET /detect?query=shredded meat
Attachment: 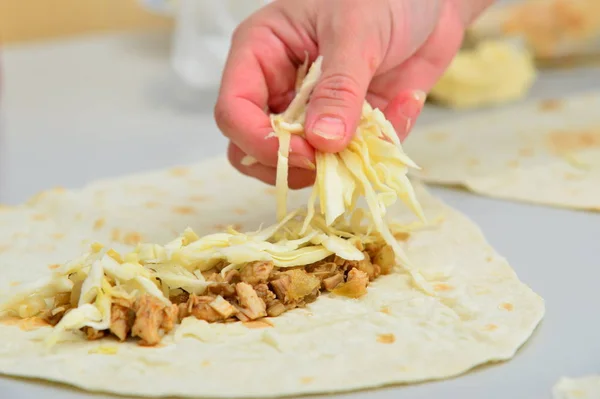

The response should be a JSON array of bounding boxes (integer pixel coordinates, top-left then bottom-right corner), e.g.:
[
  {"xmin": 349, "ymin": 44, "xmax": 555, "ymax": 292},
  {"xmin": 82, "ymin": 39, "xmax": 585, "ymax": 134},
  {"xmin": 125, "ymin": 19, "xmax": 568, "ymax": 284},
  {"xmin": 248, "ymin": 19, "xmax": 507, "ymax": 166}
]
[
  {"xmin": 110, "ymin": 302, "xmax": 135, "ymax": 341},
  {"xmin": 367, "ymin": 244, "xmax": 395, "ymax": 275},
  {"xmin": 187, "ymin": 295, "xmax": 223, "ymax": 322},
  {"xmin": 208, "ymin": 283, "xmax": 236, "ymax": 298},
  {"xmin": 254, "ymin": 283, "xmax": 276, "ymax": 303},
  {"xmin": 46, "ymin": 242, "xmax": 390, "ymax": 346},
  {"xmin": 322, "ymin": 273, "xmax": 344, "ymax": 291},
  {"xmin": 270, "ymin": 274, "xmax": 292, "ymax": 303},
  {"xmin": 83, "ymin": 326, "xmax": 105, "ymax": 340},
  {"xmin": 208, "ymin": 296, "xmax": 237, "ymax": 318},
  {"xmin": 240, "ymin": 261, "xmax": 274, "ymax": 285},
  {"xmin": 306, "ymin": 261, "xmax": 338, "ymax": 280},
  {"xmin": 235, "ymin": 283, "xmax": 266, "ymax": 320},
  {"xmin": 283, "ymin": 269, "xmax": 321, "ymax": 302},
  {"xmin": 223, "ymin": 269, "xmax": 241, "ymax": 284},
  {"xmin": 266, "ymin": 300, "xmax": 286, "ymax": 317},
  {"xmin": 131, "ymin": 294, "xmax": 166, "ymax": 346},
  {"xmin": 161, "ymin": 304, "xmax": 179, "ymax": 333},
  {"xmin": 332, "ymin": 269, "xmax": 369, "ymax": 298},
  {"xmin": 169, "ymin": 291, "xmax": 190, "ymax": 305}
]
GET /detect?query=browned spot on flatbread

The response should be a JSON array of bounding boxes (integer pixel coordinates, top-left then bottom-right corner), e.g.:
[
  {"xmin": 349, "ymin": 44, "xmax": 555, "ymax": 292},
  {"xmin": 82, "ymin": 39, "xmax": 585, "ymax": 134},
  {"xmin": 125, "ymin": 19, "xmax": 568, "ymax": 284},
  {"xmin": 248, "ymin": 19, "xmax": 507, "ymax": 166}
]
[
  {"xmin": 500, "ymin": 302, "xmax": 514, "ymax": 311},
  {"xmin": 51, "ymin": 233, "xmax": 65, "ymax": 240},
  {"xmin": 32, "ymin": 213, "xmax": 47, "ymax": 221},
  {"xmin": 213, "ymin": 224, "xmax": 243, "ymax": 231},
  {"xmin": 9, "ymin": 281, "xmax": 20, "ymax": 287},
  {"xmin": 243, "ymin": 320, "xmax": 273, "ymax": 329},
  {"xmin": 144, "ymin": 201, "xmax": 160, "ymax": 209},
  {"xmin": 563, "ymin": 172, "xmax": 584, "ymax": 181},
  {"xmin": 173, "ymin": 206, "xmax": 195, "ymax": 215},
  {"xmin": 467, "ymin": 158, "xmax": 480, "ymax": 167},
  {"xmin": 48, "ymin": 264, "xmax": 60, "ymax": 270},
  {"xmin": 300, "ymin": 377, "xmax": 314, "ymax": 384},
  {"xmin": 485, "ymin": 256, "xmax": 493, "ymax": 262},
  {"xmin": 380, "ymin": 306, "xmax": 392, "ymax": 315},
  {"xmin": 123, "ymin": 232, "xmax": 143, "ymax": 246},
  {"xmin": 547, "ymin": 128, "xmax": 600, "ymax": 154},
  {"xmin": 111, "ymin": 228, "xmax": 121, "ymax": 242},
  {"xmin": 426, "ymin": 132, "xmax": 449, "ymax": 143},
  {"xmin": 393, "ymin": 232, "xmax": 410, "ymax": 241},
  {"xmin": 518, "ymin": 147, "xmax": 535, "ymax": 157},
  {"xmin": 507, "ymin": 160, "xmax": 520, "ymax": 168},
  {"xmin": 483, "ymin": 323, "xmax": 498, "ymax": 331},
  {"xmin": 264, "ymin": 188, "xmax": 277, "ymax": 196},
  {"xmin": 0, "ymin": 245, "xmax": 10, "ymax": 253},
  {"xmin": 1, "ymin": 316, "xmax": 49, "ymax": 331},
  {"xmin": 377, "ymin": 333, "xmax": 396, "ymax": 344},
  {"xmin": 190, "ymin": 195, "xmax": 209, "ymax": 202},
  {"xmin": 433, "ymin": 283, "xmax": 453, "ymax": 292},
  {"xmin": 201, "ymin": 360, "xmax": 211, "ymax": 367},
  {"xmin": 169, "ymin": 167, "xmax": 190, "ymax": 177},
  {"xmin": 538, "ymin": 98, "xmax": 563, "ymax": 112},
  {"xmin": 93, "ymin": 218, "xmax": 106, "ymax": 230},
  {"xmin": 233, "ymin": 208, "xmax": 248, "ymax": 216},
  {"xmin": 37, "ymin": 244, "xmax": 56, "ymax": 252}
]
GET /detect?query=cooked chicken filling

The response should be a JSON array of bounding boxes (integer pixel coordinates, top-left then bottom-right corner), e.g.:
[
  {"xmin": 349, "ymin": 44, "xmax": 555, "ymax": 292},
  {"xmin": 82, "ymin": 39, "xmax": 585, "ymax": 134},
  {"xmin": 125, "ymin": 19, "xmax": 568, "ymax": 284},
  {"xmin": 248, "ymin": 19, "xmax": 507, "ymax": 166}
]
[{"xmin": 41, "ymin": 243, "xmax": 393, "ymax": 346}]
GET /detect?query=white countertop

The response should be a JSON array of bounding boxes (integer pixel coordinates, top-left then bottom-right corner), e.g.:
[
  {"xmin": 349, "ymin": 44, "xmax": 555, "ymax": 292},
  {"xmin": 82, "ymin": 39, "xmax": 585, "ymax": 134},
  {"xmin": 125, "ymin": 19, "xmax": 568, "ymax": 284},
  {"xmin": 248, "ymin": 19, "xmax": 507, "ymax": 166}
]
[{"xmin": 1, "ymin": 31, "xmax": 600, "ymax": 399}]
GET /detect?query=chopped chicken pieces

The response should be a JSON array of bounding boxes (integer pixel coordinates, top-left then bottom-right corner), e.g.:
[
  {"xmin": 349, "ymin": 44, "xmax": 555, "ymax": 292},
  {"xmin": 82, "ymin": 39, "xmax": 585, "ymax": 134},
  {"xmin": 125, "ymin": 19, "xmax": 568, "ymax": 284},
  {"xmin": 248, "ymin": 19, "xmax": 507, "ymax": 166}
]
[
  {"xmin": 83, "ymin": 326, "xmax": 105, "ymax": 340},
  {"xmin": 332, "ymin": 269, "xmax": 369, "ymax": 298},
  {"xmin": 162, "ymin": 304, "xmax": 179, "ymax": 333},
  {"xmin": 240, "ymin": 261, "xmax": 274, "ymax": 285},
  {"xmin": 131, "ymin": 294, "xmax": 166, "ymax": 346},
  {"xmin": 109, "ymin": 303, "xmax": 135, "ymax": 341},
  {"xmin": 266, "ymin": 300, "xmax": 286, "ymax": 317},
  {"xmin": 235, "ymin": 283, "xmax": 267, "ymax": 320},
  {"xmin": 187, "ymin": 295, "xmax": 223, "ymax": 322},
  {"xmin": 208, "ymin": 296, "xmax": 237, "ymax": 318},
  {"xmin": 43, "ymin": 244, "xmax": 392, "ymax": 346},
  {"xmin": 322, "ymin": 273, "xmax": 344, "ymax": 291}
]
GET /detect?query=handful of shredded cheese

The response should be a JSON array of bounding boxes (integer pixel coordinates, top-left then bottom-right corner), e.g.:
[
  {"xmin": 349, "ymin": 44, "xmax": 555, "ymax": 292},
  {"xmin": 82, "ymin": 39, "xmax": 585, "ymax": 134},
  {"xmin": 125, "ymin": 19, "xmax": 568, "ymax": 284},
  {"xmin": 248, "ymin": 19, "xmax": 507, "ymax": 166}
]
[{"xmin": 271, "ymin": 56, "xmax": 428, "ymax": 289}]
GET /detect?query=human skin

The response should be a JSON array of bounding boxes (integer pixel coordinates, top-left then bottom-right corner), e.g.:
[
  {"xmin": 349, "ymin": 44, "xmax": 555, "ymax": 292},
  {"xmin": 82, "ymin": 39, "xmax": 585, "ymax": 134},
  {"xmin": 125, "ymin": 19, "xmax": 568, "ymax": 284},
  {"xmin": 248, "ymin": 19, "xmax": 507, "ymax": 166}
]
[{"xmin": 215, "ymin": 0, "xmax": 495, "ymax": 188}]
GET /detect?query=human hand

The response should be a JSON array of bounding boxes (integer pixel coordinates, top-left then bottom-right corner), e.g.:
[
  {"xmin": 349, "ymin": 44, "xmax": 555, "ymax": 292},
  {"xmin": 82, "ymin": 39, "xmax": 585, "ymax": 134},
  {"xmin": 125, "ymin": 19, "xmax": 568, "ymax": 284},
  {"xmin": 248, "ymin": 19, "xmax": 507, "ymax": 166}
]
[{"xmin": 215, "ymin": 0, "xmax": 494, "ymax": 188}]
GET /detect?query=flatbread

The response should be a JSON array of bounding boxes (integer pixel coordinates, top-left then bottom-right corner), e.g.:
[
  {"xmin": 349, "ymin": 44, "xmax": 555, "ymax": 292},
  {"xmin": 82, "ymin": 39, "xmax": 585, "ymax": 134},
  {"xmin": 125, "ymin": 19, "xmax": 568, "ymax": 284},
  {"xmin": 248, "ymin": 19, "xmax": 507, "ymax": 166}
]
[
  {"xmin": 553, "ymin": 375, "xmax": 600, "ymax": 399},
  {"xmin": 405, "ymin": 92, "xmax": 600, "ymax": 211},
  {"xmin": 0, "ymin": 157, "xmax": 544, "ymax": 398}
]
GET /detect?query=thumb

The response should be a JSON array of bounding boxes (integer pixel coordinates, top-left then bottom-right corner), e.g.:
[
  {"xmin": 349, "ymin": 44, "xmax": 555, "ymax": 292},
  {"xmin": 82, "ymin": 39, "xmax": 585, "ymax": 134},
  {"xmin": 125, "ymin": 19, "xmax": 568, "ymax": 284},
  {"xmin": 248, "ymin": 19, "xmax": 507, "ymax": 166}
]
[{"xmin": 305, "ymin": 39, "xmax": 375, "ymax": 153}]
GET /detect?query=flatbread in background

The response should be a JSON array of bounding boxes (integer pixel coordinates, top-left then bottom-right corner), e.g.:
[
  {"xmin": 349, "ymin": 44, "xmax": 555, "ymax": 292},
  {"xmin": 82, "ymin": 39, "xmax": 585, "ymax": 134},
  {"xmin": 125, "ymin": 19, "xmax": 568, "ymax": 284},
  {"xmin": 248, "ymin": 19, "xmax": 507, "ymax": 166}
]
[
  {"xmin": 405, "ymin": 92, "xmax": 600, "ymax": 211},
  {"xmin": 553, "ymin": 375, "xmax": 600, "ymax": 399},
  {"xmin": 0, "ymin": 158, "xmax": 544, "ymax": 398}
]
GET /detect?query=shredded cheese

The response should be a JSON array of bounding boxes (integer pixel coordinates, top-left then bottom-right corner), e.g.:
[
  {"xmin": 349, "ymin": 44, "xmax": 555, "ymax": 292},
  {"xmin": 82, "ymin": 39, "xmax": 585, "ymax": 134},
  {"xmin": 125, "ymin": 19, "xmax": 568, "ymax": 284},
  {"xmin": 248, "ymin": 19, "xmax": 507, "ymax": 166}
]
[{"xmin": 271, "ymin": 56, "xmax": 430, "ymax": 292}]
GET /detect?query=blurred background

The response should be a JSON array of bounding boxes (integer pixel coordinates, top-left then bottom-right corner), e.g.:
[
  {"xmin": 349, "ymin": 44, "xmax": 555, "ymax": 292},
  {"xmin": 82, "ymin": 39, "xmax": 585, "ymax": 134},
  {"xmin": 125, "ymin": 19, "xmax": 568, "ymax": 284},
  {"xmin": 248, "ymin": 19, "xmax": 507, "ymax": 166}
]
[{"xmin": 0, "ymin": 0, "xmax": 599, "ymax": 204}]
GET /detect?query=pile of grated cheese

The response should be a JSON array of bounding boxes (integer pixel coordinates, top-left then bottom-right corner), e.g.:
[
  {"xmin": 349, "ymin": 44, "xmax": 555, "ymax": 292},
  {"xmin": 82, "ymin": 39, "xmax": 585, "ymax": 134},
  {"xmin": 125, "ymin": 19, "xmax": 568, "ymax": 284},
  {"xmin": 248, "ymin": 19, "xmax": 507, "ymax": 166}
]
[{"xmin": 270, "ymin": 56, "xmax": 430, "ymax": 292}]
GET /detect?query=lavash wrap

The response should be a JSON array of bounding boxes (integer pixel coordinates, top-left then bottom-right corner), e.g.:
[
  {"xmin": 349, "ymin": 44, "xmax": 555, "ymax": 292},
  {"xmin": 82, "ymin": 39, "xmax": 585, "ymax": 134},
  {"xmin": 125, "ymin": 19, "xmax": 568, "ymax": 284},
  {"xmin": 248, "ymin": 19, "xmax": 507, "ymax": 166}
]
[{"xmin": 0, "ymin": 157, "xmax": 544, "ymax": 398}]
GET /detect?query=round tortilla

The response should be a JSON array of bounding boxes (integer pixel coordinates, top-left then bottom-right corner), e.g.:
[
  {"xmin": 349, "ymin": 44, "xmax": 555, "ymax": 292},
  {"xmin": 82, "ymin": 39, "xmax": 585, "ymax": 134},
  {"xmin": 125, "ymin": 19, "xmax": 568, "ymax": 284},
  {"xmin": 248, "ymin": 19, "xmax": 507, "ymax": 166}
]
[
  {"xmin": 405, "ymin": 92, "xmax": 600, "ymax": 212},
  {"xmin": 0, "ymin": 157, "xmax": 544, "ymax": 397}
]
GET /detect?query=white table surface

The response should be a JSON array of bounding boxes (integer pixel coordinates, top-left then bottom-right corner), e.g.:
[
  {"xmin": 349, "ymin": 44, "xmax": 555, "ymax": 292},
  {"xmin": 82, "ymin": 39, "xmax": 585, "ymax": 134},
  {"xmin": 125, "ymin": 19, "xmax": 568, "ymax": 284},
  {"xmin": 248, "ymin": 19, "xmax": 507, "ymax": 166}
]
[{"xmin": 1, "ymin": 31, "xmax": 600, "ymax": 399}]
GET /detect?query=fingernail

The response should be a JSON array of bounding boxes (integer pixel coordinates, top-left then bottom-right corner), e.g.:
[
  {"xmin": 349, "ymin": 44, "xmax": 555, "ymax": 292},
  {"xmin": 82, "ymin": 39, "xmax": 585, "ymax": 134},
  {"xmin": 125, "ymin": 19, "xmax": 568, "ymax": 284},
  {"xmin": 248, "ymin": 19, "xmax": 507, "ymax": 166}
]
[
  {"xmin": 413, "ymin": 90, "xmax": 427, "ymax": 106},
  {"xmin": 400, "ymin": 90, "xmax": 427, "ymax": 119},
  {"xmin": 312, "ymin": 116, "xmax": 346, "ymax": 140},
  {"xmin": 289, "ymin": 153, "xmax": 316, "ymax": 170}
]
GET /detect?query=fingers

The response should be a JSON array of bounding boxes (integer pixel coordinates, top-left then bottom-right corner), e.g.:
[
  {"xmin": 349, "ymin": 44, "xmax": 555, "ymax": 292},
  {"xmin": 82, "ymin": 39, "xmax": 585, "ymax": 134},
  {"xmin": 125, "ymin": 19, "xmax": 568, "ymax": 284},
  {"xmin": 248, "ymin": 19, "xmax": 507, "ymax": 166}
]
[
  {"xmin": 382, "ymin": 90, "xmax": 427, "ymax": 141},
  {"xmin": 228, "ymin": 143, "xmax": 316, "ymax": 189},
  {"xmin": 304, "ymin": 8, "xmax": 381, "ymax": 153},
  {"xmin": 215, "ymin": 17, "xmax": 315, "ymax": 169}
]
